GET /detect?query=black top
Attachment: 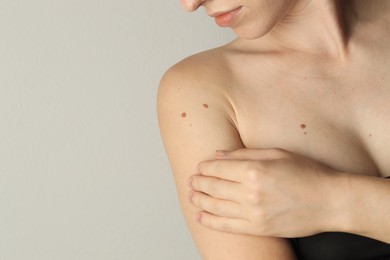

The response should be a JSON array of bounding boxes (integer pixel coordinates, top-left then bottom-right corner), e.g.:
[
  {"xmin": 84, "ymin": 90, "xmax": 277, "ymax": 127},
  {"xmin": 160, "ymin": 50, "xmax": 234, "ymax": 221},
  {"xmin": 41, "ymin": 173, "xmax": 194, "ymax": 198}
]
[{"xmin": 290, "ymin": 176, "xmax": 390, "ymax": 260}]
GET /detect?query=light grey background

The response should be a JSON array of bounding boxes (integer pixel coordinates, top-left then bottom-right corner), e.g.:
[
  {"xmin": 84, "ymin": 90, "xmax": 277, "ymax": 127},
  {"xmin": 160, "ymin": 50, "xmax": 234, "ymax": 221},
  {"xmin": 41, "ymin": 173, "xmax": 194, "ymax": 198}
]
[{"xmin": 0, "ymin": 1, "xmax": 234, "ymax": 259}]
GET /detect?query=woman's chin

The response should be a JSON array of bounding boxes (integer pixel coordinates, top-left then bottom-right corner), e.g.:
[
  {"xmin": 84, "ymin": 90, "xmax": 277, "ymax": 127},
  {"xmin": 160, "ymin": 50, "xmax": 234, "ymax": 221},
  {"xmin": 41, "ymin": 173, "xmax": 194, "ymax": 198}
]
[
  {"xmin": 230, "ymin": 21, "xmax": 276, "ymax": 40},
  {"xmin": 233, "ymin": 28, "xmax": 268, "ymax": 41}
]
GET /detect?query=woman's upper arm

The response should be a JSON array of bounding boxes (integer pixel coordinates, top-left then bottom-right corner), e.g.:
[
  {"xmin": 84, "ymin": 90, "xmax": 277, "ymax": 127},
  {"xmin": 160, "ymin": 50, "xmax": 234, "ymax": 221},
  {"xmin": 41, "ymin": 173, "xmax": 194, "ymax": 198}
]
[{"xmin": 157, "ymin": 62, "xmax": 296, "ymax": 260}]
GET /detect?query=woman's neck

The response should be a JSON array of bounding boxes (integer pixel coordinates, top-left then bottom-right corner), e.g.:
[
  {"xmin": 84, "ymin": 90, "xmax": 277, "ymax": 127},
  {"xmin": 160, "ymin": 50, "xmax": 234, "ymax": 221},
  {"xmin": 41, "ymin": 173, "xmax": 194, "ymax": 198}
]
[{"xmin": 239, "ymin": 0, "xmax": 353, "ymax": 60}]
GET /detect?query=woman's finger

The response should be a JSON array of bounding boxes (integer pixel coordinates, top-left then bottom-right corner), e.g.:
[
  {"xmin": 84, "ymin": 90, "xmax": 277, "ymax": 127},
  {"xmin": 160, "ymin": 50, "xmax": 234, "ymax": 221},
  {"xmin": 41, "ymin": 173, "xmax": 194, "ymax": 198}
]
[
  {"xmin": 190, "ymin": 175, "xmax": 242, "ymax": 201},
  {"xmin": 197, "ymin": 159, "xmax": 271, "ymax": 184},
  {"xmin": 189, "ymin": 191, "xmax": 242, "ymax": 218},
  {"xmin": 197, "ymin": 159, "xmax": 253, "ymax": 182},
  {"xmin": 194, "ymin": 211, "xmax": 250, "ymax": 234}
]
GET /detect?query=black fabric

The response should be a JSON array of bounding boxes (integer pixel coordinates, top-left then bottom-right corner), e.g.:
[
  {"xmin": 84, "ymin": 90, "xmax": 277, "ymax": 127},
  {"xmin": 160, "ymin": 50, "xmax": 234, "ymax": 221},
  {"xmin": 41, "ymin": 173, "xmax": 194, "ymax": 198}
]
[
  {"xmin": 290, "ymin": 176, "xmax": 390, "ymax": 260},
  {"xmin": 291, "ymin": 232, "xmax": 390, "ymax": 260}
]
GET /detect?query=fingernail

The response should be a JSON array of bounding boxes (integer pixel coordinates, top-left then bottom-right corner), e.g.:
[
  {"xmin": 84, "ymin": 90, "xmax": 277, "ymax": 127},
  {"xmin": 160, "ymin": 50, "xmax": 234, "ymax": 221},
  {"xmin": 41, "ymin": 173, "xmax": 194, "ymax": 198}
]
[
  {"xmin": 216, "ymin": 150, "xmax": 228, "ymax": 158},
  {"xmin": 187, "ymin": 177, "xmax": 193, "ymax": 188},
  {"xmin": 187, "ymin": 191, "xmax": 194, "ymax": 203},
  {"xmin": 194, "ymin": 212, "xmax": 202, "ymax": 223}
]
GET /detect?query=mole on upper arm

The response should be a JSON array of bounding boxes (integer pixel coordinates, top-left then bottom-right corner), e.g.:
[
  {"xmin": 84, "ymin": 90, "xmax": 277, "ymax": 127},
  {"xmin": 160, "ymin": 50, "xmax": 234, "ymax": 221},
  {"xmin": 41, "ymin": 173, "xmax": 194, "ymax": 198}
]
[
  {"xmin": 300, "ymin": 124, "xmax": 307, "ymax": 135},
  {"xmin": 181, "ymin": 104, "xmax": 209, "ymax": 119}
]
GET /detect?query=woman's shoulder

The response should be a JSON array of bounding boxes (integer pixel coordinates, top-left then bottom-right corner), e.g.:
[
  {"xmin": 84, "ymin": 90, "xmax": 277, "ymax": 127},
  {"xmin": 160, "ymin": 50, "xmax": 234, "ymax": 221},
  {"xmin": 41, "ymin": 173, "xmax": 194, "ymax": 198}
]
[
  {"xmin": 161, "ymin": 45, "xmax": 235, "ymax": 89},
  {"xmin": 158, "ymin": 38, "xmax": 265, "ymax": 94},
  {"xmin": 157, "ymin": 44, "xmax": 242, "ymax": 110},
  {"xmin": 157, "ymin": 44, "xmax": 243, "ymax": 129}
]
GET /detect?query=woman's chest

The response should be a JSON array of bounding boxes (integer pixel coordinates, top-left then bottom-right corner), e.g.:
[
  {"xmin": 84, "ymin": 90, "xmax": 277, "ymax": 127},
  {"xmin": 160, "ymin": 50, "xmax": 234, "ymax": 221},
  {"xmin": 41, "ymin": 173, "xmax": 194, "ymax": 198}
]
[{"xmin": 230, "ymin": 74, "xmax": 390, "ymax": 177}]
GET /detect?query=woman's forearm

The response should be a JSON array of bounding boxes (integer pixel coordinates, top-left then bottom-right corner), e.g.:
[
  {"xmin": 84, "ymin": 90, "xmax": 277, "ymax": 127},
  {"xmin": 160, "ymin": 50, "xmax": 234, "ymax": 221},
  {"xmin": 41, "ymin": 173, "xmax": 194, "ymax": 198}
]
[{"xmin": 341, "ymin": 174, "xmax": 390, "ymax": 243}]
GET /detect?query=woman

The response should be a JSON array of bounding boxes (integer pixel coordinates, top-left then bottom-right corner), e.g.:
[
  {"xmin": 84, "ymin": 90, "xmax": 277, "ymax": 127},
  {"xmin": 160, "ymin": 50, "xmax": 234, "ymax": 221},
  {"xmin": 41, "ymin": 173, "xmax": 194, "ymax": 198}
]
[{"xmin": 158, "ymin": 0, "xmax": 390, "ymax": 259}]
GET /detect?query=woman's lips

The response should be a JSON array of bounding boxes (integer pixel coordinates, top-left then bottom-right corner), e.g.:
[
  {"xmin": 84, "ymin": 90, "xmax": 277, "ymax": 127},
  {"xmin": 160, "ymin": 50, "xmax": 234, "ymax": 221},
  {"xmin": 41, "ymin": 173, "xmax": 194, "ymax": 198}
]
[{"xmin": 213, "ymin": 7, "xmax": 242, "ymax": 27}]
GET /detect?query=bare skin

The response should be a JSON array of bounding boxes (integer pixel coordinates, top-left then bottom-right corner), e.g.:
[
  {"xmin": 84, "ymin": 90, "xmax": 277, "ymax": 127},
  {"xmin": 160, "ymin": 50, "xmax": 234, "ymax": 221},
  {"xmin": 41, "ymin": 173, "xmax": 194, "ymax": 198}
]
[{"xmin": 158, "ymin": 0, "xmax": 390, "ymax": 259}]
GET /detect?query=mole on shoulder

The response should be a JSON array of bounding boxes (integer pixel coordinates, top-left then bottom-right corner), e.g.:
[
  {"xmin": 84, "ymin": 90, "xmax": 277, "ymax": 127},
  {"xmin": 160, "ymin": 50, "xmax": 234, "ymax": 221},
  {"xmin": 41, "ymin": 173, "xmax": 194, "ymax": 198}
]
[
  {"xmin": 181, "ymin": 112, "xmax": 187, "ymax": 118},
  {"xmin": 203, "ymin": 104, "xmax": 209, "ymax": 109}
]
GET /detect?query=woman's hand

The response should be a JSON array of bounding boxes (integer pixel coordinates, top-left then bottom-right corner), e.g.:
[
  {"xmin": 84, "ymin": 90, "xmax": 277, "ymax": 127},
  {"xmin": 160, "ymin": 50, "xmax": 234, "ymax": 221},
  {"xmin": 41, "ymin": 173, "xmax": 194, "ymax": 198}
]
[{"xmin": 187, "ymin": 148, "xmax": 348, "ymax": 238}]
